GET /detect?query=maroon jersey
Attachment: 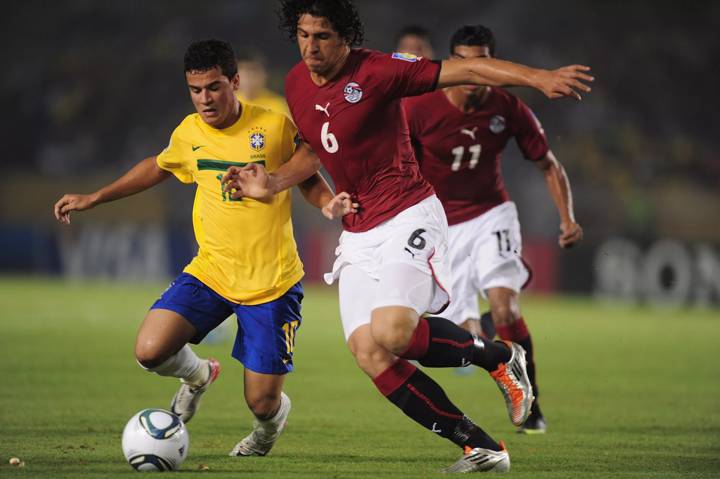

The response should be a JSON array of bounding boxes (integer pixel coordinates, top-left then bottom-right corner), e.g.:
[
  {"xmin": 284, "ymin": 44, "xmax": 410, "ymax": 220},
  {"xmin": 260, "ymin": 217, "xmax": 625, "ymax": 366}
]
[
  {"xmin": 285, "ymin": 49, "xmax": 441, "ymax": 232},
  {"xmin": 404, "ymin": 87, "xmax": 549, "ymax": 225}
]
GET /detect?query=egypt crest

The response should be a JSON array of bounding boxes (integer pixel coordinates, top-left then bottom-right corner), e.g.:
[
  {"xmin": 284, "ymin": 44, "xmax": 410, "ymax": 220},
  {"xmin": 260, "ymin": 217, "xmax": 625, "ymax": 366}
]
[
  {"xmin": 343, "ymin": 82, "xmax": 363, "ymax": 103},
  {"xmin": 249, "ymin": 127, "xmax": 266, "ymax": 151},
  {"xmin": 489, "ymin": 115, "xmax": 506, "ymax": 134}
]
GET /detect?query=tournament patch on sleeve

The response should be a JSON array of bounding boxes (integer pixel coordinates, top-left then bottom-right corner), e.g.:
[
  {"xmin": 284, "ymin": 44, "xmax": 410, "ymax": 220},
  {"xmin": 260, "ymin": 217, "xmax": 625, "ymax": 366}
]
[{"xmin": 391, "ymin": 52, "xmax": 421, "ymax": 62}]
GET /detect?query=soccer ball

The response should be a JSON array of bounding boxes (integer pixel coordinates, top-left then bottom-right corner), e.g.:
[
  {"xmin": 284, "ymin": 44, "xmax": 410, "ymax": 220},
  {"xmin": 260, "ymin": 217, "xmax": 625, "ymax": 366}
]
[{"xmin": 121, "ymin": 409, "xmax": 189, "ymax": 471}]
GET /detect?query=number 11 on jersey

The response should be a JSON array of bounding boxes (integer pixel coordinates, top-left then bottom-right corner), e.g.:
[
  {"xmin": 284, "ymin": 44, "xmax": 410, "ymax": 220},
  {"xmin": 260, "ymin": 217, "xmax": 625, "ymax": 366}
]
[{"xmin": 451, "ymin": 144, "xmax": 482, "ymax": 171}]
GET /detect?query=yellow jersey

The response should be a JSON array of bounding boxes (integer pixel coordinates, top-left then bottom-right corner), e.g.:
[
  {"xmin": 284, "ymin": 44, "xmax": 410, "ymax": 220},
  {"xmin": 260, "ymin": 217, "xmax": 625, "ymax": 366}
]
[
  {"xmin": 235, "ymin": 88, "xmax": 290, "ymax": 118},
  {"xmin": 156, "ymin": 102, "xmax": 303, "ymax": 305}
]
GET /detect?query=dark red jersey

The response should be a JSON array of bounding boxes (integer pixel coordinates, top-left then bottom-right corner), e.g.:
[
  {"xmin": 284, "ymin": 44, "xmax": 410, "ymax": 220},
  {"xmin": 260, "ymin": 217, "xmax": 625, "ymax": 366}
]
[
  {"xmin": 285, "ymin": 49, "xmax": 441, "ymax": 232},
  {"xmin": 404, "ymin": 87, "xmax": 549, "ymax": 225}
]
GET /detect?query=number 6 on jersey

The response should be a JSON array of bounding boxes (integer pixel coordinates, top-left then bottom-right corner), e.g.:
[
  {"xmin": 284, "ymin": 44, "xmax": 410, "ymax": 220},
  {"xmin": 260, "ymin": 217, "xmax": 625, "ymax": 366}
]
[{"xmin": 321, "ymin": 122, "xmax": 339, "ymax": 153}]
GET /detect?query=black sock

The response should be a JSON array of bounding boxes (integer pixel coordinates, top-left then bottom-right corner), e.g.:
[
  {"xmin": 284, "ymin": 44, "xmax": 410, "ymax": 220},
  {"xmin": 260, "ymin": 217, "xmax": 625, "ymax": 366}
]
[
  {"xmin": 401, "ymin": 317, "xmax": 510, "ymax": 371},
  {"xmin": 471, "ymin": 336, "xmax": 512, "ymax": 372},
  {"xmin": 373, "ymin": 359, "xmax": 501, "ymax": 451},
  {"xmin": 480, "ymin": 311, "xmax": 496, "ymax": 340}
]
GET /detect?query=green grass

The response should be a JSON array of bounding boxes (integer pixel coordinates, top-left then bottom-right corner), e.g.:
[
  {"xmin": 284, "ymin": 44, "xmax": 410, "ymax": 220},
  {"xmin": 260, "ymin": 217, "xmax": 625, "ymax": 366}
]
[{"xmin": 0, "ymin": 277, "xmax": 718, "ymax": 478}]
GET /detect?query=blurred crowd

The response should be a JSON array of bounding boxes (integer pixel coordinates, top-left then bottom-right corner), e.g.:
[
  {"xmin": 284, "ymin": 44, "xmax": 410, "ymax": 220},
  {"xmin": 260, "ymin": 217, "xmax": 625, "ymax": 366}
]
[{"xmin": 3, "ymin": 1, "xmax": 718, "ymax": 252}]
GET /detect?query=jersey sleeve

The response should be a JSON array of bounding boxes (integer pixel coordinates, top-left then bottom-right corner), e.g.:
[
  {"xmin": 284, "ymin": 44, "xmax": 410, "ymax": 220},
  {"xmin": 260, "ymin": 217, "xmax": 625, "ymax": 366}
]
[
  {"xmin": 279, "ymin": 115, "xmax": 299, "ymax": 165},
  {"xmin": 156, "ymin": 127, "xmax": 194, "ymax": 183},
  {"xmin": 371, "ymin": 52, "xmax": 441, "ymax": 100},
  {"xmin": 511, "ymin": 98, "xmax": 550, "ymax": 162}
]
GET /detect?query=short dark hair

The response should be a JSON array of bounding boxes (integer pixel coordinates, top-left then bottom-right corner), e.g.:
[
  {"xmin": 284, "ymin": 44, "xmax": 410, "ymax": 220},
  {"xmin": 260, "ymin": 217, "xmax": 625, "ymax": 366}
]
[
  {"xmin": 184, "ymin": 39, "xmax": 238, "ymax": 79},
  {"xmin": 278, "ymin": 0, "xmax": 365, "ymax": 47},
  {"xmin": 449, "ymin": 25, "xmax": 496, "ymax": 57},
  {"xmin": 396, "ymin": 25, "xmax": 432, "ymax": 44}
]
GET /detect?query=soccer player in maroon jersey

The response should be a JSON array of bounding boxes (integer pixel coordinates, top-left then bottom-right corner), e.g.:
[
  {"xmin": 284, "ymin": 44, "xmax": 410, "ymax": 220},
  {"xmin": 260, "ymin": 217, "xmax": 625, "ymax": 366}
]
[
  {"xmin": 223, "ymin": 0, "xmax": 592, "ymax": 472},
  {"xmin": 404, "ymin": 25, "xmax": 584, "ymax": 435}
]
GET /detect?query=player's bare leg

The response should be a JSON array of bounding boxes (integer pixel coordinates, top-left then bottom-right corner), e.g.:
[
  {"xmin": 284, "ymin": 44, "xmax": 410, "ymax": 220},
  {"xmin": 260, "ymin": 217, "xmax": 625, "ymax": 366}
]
[
  {"xmin": 135, "ymin": 309, "xmax": 221, "ymax": 423},
  {"xmin": 487, "ymin": 287, "xmax": 545, "ymax": 433},
  {"xmin": 229, "ymin": 371, "xmax": 290, "ymax": 456}
]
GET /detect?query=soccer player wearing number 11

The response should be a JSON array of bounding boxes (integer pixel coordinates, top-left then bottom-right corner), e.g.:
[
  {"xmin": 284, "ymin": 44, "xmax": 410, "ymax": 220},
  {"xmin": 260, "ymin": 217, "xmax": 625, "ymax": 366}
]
[
  {"xmin": 224, "ymin": 0, "xmax": 593, "ymax": 472},
  {"xmin": 405, "ymin": 25, "xmax": 585, "ymax": 434}
]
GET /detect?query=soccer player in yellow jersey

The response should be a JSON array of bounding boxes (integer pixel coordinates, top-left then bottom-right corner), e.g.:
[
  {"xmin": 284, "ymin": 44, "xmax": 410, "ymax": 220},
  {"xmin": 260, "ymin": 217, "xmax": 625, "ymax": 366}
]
[{"xmin": 53, "ymin": 39, "xmax": 349, "ymax": 457}]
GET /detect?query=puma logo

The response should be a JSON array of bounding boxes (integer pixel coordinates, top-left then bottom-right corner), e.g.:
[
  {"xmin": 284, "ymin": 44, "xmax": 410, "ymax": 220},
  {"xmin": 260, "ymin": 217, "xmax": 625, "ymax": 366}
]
[
  {"xmin": 460, "ymin": 127, "xmax": 478, "ymax": 140},
  {"xmin": 315, "ymin": 102, "xmax": 331, "ymax": 117}
]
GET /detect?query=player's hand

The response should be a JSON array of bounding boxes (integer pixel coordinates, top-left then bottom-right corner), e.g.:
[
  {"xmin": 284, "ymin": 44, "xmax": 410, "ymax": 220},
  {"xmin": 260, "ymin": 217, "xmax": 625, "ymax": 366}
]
[
  {"xmin": 53, "ymin": 193, "xmax": 97, "ymax": 225},
  {"xmin": 559, "ymin": 221, "xmax": 583, "ymax": 248},
  {"xmin": 222, "ymin": 163, "xmax": 275, "ymax": 201},
  {"xmin": 536, "ymin": 65, "xmax": 593, "ymax": 100},
  {"xmin": 322, "ymin": 192, "xmax": 358, "ymax": 220}
]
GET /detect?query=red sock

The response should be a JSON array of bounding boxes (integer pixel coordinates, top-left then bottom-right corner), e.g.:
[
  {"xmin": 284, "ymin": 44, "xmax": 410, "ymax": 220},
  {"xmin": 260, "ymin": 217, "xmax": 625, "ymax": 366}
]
[{"xmin": 496, "ymin": 317, "xmax": 529, "ymax": 342}]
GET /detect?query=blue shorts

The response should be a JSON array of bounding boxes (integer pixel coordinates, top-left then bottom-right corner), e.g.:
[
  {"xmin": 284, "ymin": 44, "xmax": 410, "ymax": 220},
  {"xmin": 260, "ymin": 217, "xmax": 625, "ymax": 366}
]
[{"xmin": 151, "ymin": 273, "xmax": 303, "ymax": 375}]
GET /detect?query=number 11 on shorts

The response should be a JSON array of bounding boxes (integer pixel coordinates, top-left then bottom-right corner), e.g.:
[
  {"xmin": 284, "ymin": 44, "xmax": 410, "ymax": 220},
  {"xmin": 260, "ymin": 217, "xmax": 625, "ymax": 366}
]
[{"xmin": 282, "ymin": 320, "xmax": 300, "ymax": 354}]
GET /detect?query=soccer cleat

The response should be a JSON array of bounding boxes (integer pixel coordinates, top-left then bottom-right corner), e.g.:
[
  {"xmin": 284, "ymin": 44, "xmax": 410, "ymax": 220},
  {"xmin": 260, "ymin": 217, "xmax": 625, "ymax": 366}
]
[
  {"xmin": 518, "ymin": 408, "xmax": 547, "ymax": 434},
  {"xmin": 170, "ymin": 358, "xmax": 221, "ymax": 423},
  {"xmin": 443, "ymin": 442, "xmax": 510, "ymax": 473},
  {"xmin": 489, "ymin": 342, "xmax": 534, "ymax": 426},
  {"xmin": 229, "ymin": 392, "xmax": 291, "ymax": 457}
]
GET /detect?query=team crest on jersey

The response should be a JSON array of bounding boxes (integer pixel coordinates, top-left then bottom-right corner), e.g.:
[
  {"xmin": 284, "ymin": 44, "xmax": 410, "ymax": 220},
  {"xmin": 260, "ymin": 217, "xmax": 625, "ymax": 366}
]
[
  {"xmin": 391, "ymin": 52, "xmax": 421, "ymax": 62},
  {"xmin": 343, "ymin": 82, "xmax": 363, "ymax": 103},
  {"xmin": 489, "ymin": 115, "xmax": 506, "ymax": 134},
  {"xmin": 249, "ymin": 127, "xmax": 266, "ymax": 151}
]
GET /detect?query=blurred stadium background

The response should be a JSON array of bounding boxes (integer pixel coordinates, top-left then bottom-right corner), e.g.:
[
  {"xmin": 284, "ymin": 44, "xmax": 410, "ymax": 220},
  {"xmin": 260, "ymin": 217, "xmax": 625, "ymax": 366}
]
[
  {"xmin": 2, "ymin": 1, "xmax": 719, "ymax": 476},
  {"xmin": 3, "ymin": 1, "xmax": 718, "ymax": 307}
]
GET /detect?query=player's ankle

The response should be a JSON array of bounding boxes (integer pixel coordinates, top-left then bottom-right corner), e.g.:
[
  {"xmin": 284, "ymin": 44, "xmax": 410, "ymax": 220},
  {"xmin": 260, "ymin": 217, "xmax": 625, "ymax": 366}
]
[
  {"xmin": 471, "ymin": 338, "xmax": 511, "ymax": 371},
  {"xmin": 183, "ymin": 358, "xmax": 210, "ymax": 387}
]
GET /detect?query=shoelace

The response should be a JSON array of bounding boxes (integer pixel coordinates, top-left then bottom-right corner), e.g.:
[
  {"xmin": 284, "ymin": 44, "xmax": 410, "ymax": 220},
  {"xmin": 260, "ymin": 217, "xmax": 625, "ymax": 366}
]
[{"xmin": 491, "ymin": 364, "xmax": 524, "ymax": 407}]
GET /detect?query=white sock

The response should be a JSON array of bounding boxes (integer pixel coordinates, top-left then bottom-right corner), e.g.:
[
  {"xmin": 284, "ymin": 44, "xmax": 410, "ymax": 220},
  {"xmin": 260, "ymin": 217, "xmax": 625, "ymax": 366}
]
[
  {"xmin": 142, "ymin": 345, "xmax": 209, "ymax": 386},
  {"xmin": 256, "ymin": 393, "xmax": 288, "ymax": 433}
]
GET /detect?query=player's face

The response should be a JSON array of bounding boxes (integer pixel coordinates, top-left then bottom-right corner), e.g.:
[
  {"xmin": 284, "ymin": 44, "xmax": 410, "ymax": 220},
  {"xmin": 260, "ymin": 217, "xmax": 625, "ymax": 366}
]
[
  {"xmin": 451, "ymin": 45, "xmax": 492, "ymax": 94},
  {"xmin": 186, "ymin": 66, "xmax": 240, "ymax": 129},
  {"xmin": 296, "ymin": 14, "xmax": 348, "ymax": 75},
  {"xmin": 397, "ymin": 35, "xmax": 433, "ymax": 59}
]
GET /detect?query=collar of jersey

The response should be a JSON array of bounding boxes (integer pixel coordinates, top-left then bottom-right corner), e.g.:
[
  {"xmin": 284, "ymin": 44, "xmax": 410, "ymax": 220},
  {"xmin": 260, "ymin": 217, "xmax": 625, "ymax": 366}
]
[{"xmin": 197, "ymin": 100, "xmax": 250, "ymax": 137}]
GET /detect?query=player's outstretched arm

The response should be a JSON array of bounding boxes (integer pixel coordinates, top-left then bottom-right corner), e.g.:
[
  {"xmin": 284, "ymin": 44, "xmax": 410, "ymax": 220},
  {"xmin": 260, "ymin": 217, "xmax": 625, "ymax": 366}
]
[
  {"xmin": 53, "ymin": 156, "xmax": 171, "ymax": 224},
  {"xmin": 438, "ymin": 57, "xmax": 594, "ymax": 100},
  {"xmin": 535, "ymin": 151, "xmax": 583, "ymax": 248},
  {"xmin": 222, "ymin": 142, "xmax": 321, "ymax": 201}
]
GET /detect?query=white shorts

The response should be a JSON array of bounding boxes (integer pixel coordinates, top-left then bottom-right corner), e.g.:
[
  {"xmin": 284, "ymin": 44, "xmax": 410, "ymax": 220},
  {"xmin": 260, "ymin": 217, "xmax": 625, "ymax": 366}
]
[
  {"xmin": 324, "ymin": 195, "xmax": 452, "ymax": 340},
  {"xmin": 442, "ymin": 201, "xmax": 530, "ymax": 325}
]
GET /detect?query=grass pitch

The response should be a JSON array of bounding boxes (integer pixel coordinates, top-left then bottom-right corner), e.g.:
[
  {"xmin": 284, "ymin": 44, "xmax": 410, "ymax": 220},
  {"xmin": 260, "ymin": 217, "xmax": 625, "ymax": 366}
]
[{"xmin": 0, "ymin": 277, "xmax": 718, "ymax": 478}]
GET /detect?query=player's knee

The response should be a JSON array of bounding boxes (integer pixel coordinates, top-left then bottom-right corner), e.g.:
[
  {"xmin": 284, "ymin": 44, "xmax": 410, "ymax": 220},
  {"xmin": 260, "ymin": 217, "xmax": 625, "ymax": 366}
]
[
  {"xmin": 350, "ymin": 345, "xmax": 394, "ymax": 377},
  {"xmin": 369, "ymin": 323, "xmax": 413, "ymax": 354},
  {"xmin": 491, "ymin": 304, "xmax": 517, "ymax": 326},
  {"xmin": 369, "ymin": 309, "xmax": 416, "ymax": 354},
  {"xmin": 134, "ymin": 339, "xmax": 170, "ymax": 369},
  {"xmin": 245, "ymin": 393, "xmax": 281, "ymax": 420}
]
